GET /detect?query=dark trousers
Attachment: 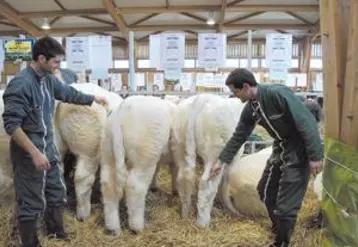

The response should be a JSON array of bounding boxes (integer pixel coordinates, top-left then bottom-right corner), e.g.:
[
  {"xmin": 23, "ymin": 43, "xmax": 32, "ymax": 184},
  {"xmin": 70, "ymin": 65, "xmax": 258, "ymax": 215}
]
[
  {"xmin": 13, "ymin": 157, "xmax": 67, "ymax": 223},
  {"xmin": 257, "ymin": 143, "xmax": 311, "ymax": 244}
]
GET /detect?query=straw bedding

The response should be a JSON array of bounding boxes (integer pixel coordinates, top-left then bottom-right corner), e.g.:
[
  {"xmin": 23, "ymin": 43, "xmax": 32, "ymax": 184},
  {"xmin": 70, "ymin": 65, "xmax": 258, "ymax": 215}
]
[{"xmin": 0, "ymin": 126, "xmax": 323, "ymax": 247}]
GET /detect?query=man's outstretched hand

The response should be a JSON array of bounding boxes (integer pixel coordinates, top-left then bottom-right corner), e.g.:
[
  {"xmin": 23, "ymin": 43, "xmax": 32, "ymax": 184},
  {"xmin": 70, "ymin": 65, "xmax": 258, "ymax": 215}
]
[
  {"xmin": 94, "ymin": 95, "xmax": 109, "ymax": 108},
  {"xmin": 210, "ymin": 160, "xmax": 223, "ymax": 179}
]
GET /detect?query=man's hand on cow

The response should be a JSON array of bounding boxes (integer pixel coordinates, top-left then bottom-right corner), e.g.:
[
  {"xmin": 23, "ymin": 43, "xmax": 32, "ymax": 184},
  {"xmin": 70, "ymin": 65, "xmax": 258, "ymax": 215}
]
[
  {"xmin": 309, "ymin": 160, "xmax": 323, "ymax": 177},
  {"xmin": 94, "ymin": 95, "xmax": 109, "ymax": 108},
  {"xmin": 210, "ymin": 160, "xmax": 223, "ymax": 179}
]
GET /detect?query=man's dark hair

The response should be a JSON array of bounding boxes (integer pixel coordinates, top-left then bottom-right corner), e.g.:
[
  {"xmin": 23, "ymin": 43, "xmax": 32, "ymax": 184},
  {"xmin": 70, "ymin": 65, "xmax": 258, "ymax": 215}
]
[
  {"xmin": 225, "ymin": 68, "xmax": 258, "ymax": 89},
  {"xmin": 32, "ymin": 36, "xmax": 65, "ymax": 61}
]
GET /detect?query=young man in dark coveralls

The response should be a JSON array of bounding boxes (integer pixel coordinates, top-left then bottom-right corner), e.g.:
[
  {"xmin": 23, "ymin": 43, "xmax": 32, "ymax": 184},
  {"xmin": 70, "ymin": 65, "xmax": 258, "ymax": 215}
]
[
  {"xmin": 2, "ymin": 36, "xmax": 108, "ymax": 247},
  {"xmin": 210, "ymin": 68, "xmax": 324, "ymax": 247}
]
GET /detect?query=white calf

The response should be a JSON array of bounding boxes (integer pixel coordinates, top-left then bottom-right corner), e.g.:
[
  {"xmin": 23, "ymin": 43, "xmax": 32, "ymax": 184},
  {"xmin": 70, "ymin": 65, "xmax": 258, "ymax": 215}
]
[
  {"xmin": 100, "ymin": 95, "xmax": 174, "ymax": 235},
  {"xmin": 221, "ymin": 147, "xmax": 324, "ymax": 218},
  {"xmin": 221, "ymin": 147, "xmax": 271, "ymax": 218},
  {"xmin": 171, "ymin": 94, "xmax": 246, "ymax": 227},
  {"xmin": 53, "ymin": 83, "xmax": 123, "ymax": 221},
  {"xmin": 0, "ymin": 90, "xmax": 14, "ymax": 205}
]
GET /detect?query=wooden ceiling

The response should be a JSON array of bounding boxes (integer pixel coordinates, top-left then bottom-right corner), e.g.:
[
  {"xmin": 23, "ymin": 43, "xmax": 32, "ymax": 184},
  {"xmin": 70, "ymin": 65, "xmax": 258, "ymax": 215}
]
[{"xmin": 0, "ymin": 0, "xmax": 320, "ymax": 44}]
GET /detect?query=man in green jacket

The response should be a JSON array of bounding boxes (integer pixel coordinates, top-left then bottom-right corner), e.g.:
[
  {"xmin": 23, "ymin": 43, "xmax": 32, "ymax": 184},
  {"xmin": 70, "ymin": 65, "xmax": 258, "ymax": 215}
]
[{"xmin": 210, "ymin": 68, "xmax": 323, "ymax": 247}]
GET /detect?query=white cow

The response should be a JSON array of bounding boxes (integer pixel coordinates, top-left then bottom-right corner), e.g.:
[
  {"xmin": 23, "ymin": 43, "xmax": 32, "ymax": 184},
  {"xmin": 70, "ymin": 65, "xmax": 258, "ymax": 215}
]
[
  {"xmin": 171, "ymin": 94, "xmax": 246, "ymax": 228},
  {"xmin": 100, "ymin": 95, "xmax": 176, "ymax": 235},
  {"xmin": 53, "ymin": 83, "xmax": 123, "ymax": 221},
  {"xmin": 221, "ymin": 146, "xmax": 324, "ymax": 217},
  {"xmin": 0, "ymin": 90, "xmax": 14, "ymax": 205}
]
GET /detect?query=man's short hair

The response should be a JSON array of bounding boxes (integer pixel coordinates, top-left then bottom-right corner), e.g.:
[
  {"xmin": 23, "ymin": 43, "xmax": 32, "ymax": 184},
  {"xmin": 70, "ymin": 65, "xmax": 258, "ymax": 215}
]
[
  {"xmin": 225, "ymin": 68, "xmax": 258, "ymax": 89},
  {"xmin": 32, "ymin": 36, "xmax": 65, "ymax": 61}
]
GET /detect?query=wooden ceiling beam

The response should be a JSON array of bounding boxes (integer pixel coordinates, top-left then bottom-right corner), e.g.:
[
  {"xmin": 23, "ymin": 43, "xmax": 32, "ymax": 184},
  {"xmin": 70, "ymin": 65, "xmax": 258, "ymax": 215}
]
[
  {"xmin": 224, "ymin": 11, "xmax": 264, "ymax": 25},
  {"xmin": 19, "ymin": 9, "xmax": 108, "ymax": 18},
  {"xmin": 54, "ymin": 0, "xmax": 66, "ymax": 10},
  {"xmin": 129, "ymin": 23, "xmax": 311, "ymax": 31},
  {"xmin": 286, "ymin": 11, "xmax": 314, "ymax": 25},
  {"xmin": 130, "ymin": 13, "xmax": 159, "ymax": 26},
  {"xmin": 80, "ymin": 15, "xmax": 116, "ymax": 26},
  {"xmin": 0, "ymin": 23, "xmax": 312, "ymax": 36},
  {"xmin": 227, "ymin": 30, "xmax": 249, "ymax": 39},
  {"xmin": 0, "ymin": 0, "xmax": 42, "ymax": 37},
  {"xmin": 227, "ymin": 0, "xmax": 246, "ymax": 7},
  {"xmin": 102, "ymin": 0, "xmax": 129, "ymax": 40},
  {"xmin": 180, "ymin": 13, "xmax": 207, "ymax": 23},
  {"xmin": 217, "ymin": 0, "xmax": 227, "ymax": 32},
  {"xmin": 18, "ymin": 5, "xmax": 319, "ymax": 19},
  {"xmin": 137, "ymin": 31, "xmax": 163, "ymax": 42},
  {"xmin": 0, "ymin": 21, "xmax": 18, "ymax": 28},
  {"xmin": 117, "ymin": 5, "xmax": 319, "ymax": 14}
]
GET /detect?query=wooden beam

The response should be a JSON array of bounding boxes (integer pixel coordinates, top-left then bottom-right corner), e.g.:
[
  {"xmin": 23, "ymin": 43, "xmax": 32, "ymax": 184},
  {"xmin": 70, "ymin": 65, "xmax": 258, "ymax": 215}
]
[
  {"xmin": 286, "ymin": 11, "xmax": 314, "ymax": 25},
  {"xmin": 19, "ymin": 9, "xmax": 108, "ymax": 18},
  {"xmin": 117, "ymin": 5, "xmax": 319, "ymax": 14},
  {"xmin": 217, "ymin": 0, "xmax": 227, "ymax": 32},
  {"xmin": 54, "ymin": 0, "xmax": 66, "ymax": 10},
  {"xmin": 224, "ymin": 11, "xmax": 264, "ymax": 25},
  {"xmin": 320, "ymin": 0, "xmax": 349, "ymax": 139},
  {"xmin": 80, "ymin": 15, "xmax": 116, "ymax": 26},
  {"xmin": 180, "ymin": 13, "xmax": 207, "ymax": 23},
  {"xmin": 137, "ymin": 31, "xmax": 163, "ymax": 42},
  {"xmin": 0, "ymin": 21, "xmax": 17, "ymax": 27},
  {"xmin": 228, "ymin": 30, "xmax": 248, "ymax": 39},
  {"xmin": 129, "ymin": 23, "xmax": 311, "ymax": 31},
  {"xmin": 130, "ymin": 13, "xmax": 159, "ymax": 26},
  {"xmin": 49, "ymin": 16, "xmax": 62, "ymax": 25},
  {"xmin": 183, "ymin": 30, "xmax": 198, "ymax": 37},
  {"xmin": 102, "ymin": 0, "xmax": 129, "ymax": 40},
  {"xmin": 18, "ymin": 5, "xmax": 319, "ymax": 19},
  {"xmin": 227, "ymin": 0, "xmax": 246, "ymax": 7},
  {"xmin": 339, "ymin": 0, "xmax": 358, "ymax": 146},
  {"xmin": 0, "ymin": 0, "xmax": 42, "ymax": 37}
]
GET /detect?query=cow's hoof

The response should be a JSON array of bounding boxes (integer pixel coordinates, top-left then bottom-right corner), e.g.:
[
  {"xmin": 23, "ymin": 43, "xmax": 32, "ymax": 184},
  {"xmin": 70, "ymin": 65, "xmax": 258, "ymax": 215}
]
[{"xmin": 105, "ymin": 228, "xmax": 120, "ymax": 236}]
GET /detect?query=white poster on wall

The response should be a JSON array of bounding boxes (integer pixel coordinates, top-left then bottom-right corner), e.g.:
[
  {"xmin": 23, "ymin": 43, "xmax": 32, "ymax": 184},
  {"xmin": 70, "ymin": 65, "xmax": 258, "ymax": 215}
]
[
  {"xmin": 160, "ymin": 33, "xmax": 185, "ymax": 80},
  {"xmin": 265, "ymin": 33, "xmax": 292, "ymax": 81},
  {"xmin": 89, "ymin": 35, "xmax": 112, "ymax": 70},
  {"xmin": 198, "ymin": 33, "xmax": 227, "ymax": 70},
  {"xmin": 66, "ymin": 37, "xmax": 90, "ymax": 72}
]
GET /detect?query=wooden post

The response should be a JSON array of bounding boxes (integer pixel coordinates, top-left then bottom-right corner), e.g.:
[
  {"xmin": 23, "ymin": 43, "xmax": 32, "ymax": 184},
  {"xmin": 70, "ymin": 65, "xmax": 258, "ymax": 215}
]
[
  {"xmin": 320, "ymin": 0, "xmax": 350, "ymax": 139},
  {"xmin": 339, "ymin": 0, "xmax": 358, "ymax": 147}
]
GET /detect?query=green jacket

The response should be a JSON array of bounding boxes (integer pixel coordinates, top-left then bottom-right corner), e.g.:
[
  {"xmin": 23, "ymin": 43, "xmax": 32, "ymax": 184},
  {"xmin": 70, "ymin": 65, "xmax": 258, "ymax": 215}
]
[{"xmin": 218, "ymin": 84, "xmax": 324, "ymax": 165}]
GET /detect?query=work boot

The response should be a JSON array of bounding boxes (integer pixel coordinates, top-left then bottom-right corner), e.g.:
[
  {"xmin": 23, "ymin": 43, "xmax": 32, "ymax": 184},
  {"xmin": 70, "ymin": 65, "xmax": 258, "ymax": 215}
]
[
  {"xmin": 272, "ymin": 217, "xmax": 295, "ymax": 247},
  {"xmin": 44, "ymin": 207, "xmax": 69, "ymax": 241},
  {"xmin": 18, "ymin": 220, "xmax": 40, "ymax": 247}
]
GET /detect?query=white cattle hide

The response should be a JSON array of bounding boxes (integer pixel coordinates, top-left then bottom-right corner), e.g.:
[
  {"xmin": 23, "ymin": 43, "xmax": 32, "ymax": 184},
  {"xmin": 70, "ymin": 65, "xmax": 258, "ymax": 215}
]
[
  {"xmin": 221, "ymin": 146, "xmax": 324, "ymax": 218},
  {"xmin": 100, "ymin": 95, "xmax": 175, "ymax": 235},
  {"xmin": 171, "ymin": 93, "xmax": 246, "ymax": 228},
  {"xmin": 0, "ymin": 90, "xmax": 14, "ymax": 205},
  {"xmin": 53, "ymin": 83, "xmax": 123, "ymax": 221}
]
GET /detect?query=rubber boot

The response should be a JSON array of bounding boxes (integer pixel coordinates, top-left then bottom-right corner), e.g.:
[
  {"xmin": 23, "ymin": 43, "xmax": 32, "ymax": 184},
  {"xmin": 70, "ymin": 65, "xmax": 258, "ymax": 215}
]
[
  {"xmin": 271, "ymin": 218, "xmax": 295, "ymax": 247},
  {"xmin": 18, "ymin": 220, "xmax": 40, "ymax": 247},
  {"xmin": 44, "ymin": 207, "xmax": 69, "ymax": 241}
]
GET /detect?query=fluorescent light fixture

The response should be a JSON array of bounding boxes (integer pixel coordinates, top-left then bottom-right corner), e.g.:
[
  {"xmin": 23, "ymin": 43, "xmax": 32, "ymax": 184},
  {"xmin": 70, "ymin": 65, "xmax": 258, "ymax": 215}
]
[
  {"xmin": 206, "ymin": 11, "xmax": 215, "ymax": 26},
  {"xmin": 41, "ymin": 18, "xmax": 50, "ymax": 30}
]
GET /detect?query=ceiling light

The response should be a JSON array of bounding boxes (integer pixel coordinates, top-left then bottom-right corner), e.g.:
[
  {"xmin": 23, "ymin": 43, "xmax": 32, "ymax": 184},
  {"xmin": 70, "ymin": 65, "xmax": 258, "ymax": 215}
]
[
  {"xmin": 206, "ymin": 11, "xmax": 216, "ymax": 26},
  {"xmin": 206, "ymin": 19, "xmax": 215, "ymax": 25},
  {"xmin": 41, "ymin": 18, "xmax": 50, "ymax": 30}
]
